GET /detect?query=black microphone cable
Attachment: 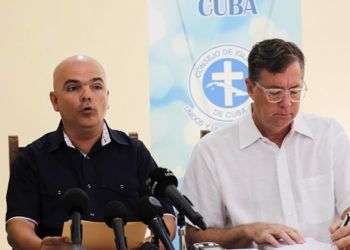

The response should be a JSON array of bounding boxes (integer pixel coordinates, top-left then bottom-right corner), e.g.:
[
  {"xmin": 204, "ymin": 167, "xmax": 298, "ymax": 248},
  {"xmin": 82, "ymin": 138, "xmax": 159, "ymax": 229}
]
[
  {"xmin": 104, "ymin": 200, "xmax": 128, "ymax": 250},
  {"xmin": 137, "ymin": 196, "xmax": 175, "ymax": 250},
  {"xmin": 63, "ymin": 188, "xmax": 89, "ymax": 246}
]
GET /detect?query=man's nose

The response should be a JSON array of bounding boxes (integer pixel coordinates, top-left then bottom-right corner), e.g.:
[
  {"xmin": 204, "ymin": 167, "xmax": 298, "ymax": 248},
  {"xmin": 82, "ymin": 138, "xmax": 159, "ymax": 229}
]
[
  {"xmin": 279, "ymin": 91, "xmax": 292, "ymax": 107},
  {"xmin": 80, "ymin": 86, "xmax": 92, "ymax": 102}
]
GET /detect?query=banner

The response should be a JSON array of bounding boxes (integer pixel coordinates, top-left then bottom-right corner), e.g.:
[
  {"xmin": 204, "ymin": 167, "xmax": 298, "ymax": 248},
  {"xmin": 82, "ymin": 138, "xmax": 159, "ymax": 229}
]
[{"xmin": 148, "ymin": 0, "xmax": 301, "ymax": 176}]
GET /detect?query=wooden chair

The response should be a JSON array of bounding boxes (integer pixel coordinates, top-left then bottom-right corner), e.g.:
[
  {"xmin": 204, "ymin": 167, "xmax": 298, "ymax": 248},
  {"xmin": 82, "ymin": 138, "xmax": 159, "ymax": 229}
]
[
  {"xmin": 8, "ymin": 132, "xmax": 139, "ymax": 169},
  {"xmin": 128, "ymin": 132, "xmax": 138, "ymax": 140},
  {"xmin": 8, "ymin": 135, "xmax": 21, "ymax": 168}
]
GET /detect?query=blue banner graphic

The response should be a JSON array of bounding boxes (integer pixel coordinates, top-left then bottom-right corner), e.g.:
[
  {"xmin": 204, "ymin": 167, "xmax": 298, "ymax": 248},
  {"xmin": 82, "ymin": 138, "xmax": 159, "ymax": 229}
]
[{"xmin": 148, "ymin": 0, "xmax": 301, "ymax": 177}]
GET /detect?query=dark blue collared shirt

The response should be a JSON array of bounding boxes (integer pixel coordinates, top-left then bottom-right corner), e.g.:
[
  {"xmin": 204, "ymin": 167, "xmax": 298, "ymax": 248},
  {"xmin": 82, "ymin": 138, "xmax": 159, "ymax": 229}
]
[{"xmin": 6, "ymin": 122, "xmax": 174, "ymax": 238}]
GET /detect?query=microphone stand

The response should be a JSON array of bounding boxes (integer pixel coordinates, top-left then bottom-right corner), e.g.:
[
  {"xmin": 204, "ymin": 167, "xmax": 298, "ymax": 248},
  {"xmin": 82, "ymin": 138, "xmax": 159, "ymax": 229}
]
[
  {"xmin": 71, "ymin": 211, "xmax": 82, "ymax": 244},
  {"xmin": 152, "ymin": 234, "xmax": 160, "ymax": 249},
  {"xmin": 150, "ymin": 220, "xmax": 160, "ymax": 249},
  {"xmin": 112, "ymin": 218, "xmax": 127, "ymax": 250},
  {"xmin": 149, "ymin": 217, "xmax": 174, "ymax": 250},
  {"xmin": 70, "ymin": 212, "xmax": 86, "ymax": 250},
  {"xmin": 177, "ymin": 212, "xmax": 187, "ymax": 250},
  {"xmin": 71, "ymin": 244, "xmax": 86, "ymax": 250}
]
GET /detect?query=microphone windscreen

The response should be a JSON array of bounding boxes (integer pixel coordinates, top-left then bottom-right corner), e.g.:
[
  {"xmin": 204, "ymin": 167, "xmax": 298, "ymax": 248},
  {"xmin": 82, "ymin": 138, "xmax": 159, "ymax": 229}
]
[
  {"xmin": 104, "ymin": 200, "xmax": 128, "ymax": 228},
  {"xmin": 63, "ymin": 188, "xmax": 89, "ymax": 216},
  {"xmin": 137, "ymin": 196, "xmax": 163, "ymax": 224},
  {"xmin": 146, "ymin": 167, "xmax": 178, "ymax": 197}
]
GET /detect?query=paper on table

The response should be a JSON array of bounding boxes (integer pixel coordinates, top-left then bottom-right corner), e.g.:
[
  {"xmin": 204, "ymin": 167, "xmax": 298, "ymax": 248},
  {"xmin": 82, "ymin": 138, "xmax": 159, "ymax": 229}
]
[
  {"xmin": 62, "ymin": 220, "xmax": 149, "ymax": 250},
  {"xmin": 262, "ymin": 238, "xmax": 336, "ymax": 250}
]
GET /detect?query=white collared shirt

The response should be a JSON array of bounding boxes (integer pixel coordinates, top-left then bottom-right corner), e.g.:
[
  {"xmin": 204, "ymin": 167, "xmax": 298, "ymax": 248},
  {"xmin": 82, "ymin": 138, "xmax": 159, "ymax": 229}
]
[{"xmin": 182, "ymin": 111, "xmax": 350, "ymax": 243}]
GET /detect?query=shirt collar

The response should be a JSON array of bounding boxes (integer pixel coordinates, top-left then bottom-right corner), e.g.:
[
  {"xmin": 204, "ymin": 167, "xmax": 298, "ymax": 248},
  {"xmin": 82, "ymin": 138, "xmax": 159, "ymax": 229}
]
[
  {"xmin": 107, "ymin": 125, "xmax": 130, "ymax": 146},
  {"xmin": 63, "ymin": 122, "xmax": 111, "ymax": 149},
  {"xmin": 46, "ymin": 121, "xmax": 65, "ymax": 152},
  {"xmin": 238, "ymin": 108, "xmax": 263, "ymax": 149},
  {"xmin": 238, "ymin": 107, "xmax": 314, "ymax": 150},
  {"xmin": 291, "ymin": 113, "xmax": 314, "ymax": 139},
  {"xmin": 47, "ymin": 120, "xmax": 130, "ymax": 152},
  {"xmin": 62, "ymin": 122, "xmax": 111, "ymax": 157}
]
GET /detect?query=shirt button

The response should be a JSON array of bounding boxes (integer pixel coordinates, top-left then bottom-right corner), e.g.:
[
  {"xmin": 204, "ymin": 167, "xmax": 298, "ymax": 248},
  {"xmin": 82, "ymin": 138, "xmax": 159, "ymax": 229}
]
[
  {"xmin": 90, "ymin": 212, "xmax": 95, "ymax": 217},
  {"xmin": 57, "ymin": 190, "xmax": 62, "ymax": 195},
  {"xmin": 87, "ymin": 184, "xmax": 92, "ymax": 189},
  {"xmin": 120, "ymin": 184, "xmax": 124, "ymax": 190}
]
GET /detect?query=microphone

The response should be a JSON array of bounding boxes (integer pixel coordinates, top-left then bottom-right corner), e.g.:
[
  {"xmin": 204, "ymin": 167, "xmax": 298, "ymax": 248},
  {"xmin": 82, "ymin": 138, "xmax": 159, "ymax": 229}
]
[
  {"xmin": 104, "ymin": 201, "xmax": 128, "ymax": 250},
  {"xmin": 63, "ymin": 188, "xmax": 89, "ymax": 245},
  {"xmin": 146, "ymin": 167, "xmax": 207, "ymax": 230},
  {"xmin": 137, "ymin": 196, "xmax": 174, "ymax": 250}
]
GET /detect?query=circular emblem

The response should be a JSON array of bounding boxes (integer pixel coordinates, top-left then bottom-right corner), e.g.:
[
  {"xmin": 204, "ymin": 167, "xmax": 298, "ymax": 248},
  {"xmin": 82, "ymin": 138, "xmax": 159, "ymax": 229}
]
[{"xmin": 189, "ymin": 45, "xmax": 250, "ymax": 122}]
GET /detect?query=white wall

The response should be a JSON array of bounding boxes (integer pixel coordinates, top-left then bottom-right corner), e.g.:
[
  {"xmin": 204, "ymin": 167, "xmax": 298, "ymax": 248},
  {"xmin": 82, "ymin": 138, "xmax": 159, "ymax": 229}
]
[
  {"xmin": 0, "ymin": 1, "xmax": 150, "ymax": 248},
  {"xmin": 302, "ymin": 1, "xmax": 350, "ymax": 129},
  {"xmin": 0, "ymin": 1, "xmax": 349, "ymax": 248}
]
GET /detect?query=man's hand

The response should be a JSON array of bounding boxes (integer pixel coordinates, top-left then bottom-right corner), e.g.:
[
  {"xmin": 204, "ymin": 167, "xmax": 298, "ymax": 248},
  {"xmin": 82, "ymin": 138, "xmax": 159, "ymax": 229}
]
[
  {"xmin": 244, "ymin": 222, "xmax": 305, "ymax": 248},
  {"xmin": 330, "ymin": 208, "xmax": 350, "ymax": 249},
  {"xmin": 186, "ymin": 222, "xmax": 304, "ymax": 249},
  {"xmin": 330, "ymin": 219, "xmax": 350, "ymax": 249},
  {"xmin": 40, "ymin": 236, "xmax": 70, "ymax": 250}
]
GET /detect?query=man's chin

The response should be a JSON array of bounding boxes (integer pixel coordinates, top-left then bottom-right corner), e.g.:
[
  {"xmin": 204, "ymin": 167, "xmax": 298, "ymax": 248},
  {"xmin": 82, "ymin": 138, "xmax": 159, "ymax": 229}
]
[
  {"xmin": 76, "ymin": 118, "xmax": 103, "ymax": 130},
  {"xmin": 272, "ymin": 121, "xmax": 293, "ymax": 133},
  {"xmin": 269, "ymin": 116, "xmax": 294, "ymax": 130}
]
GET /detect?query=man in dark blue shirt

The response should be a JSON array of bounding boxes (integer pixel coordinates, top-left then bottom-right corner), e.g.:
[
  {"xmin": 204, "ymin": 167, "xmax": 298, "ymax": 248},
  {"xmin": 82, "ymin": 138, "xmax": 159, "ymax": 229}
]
[{"xmin": 6, "ymin": 55, "xmax": 176, "ymax": 249}]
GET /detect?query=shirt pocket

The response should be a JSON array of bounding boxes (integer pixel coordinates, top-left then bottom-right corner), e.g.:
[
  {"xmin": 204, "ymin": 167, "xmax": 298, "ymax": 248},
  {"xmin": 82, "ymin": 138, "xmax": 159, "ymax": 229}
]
[
  {"xmin": 97, "ymin": 182, "xmax": 140, "ymax": 220},
  {"xmin": 39, "ymin": 185, "xmax": 67, "ymax": 206},
  {"xmin": 299, "ymin": 174, "xmax": 334, "ymax": 224},
  {"xmin": 39, "ymin": 185, "xmax": 70, "ymax": 224},
  {"xmin": 97, "ymin": 182, "xmax": 140, "ymax": 205}
]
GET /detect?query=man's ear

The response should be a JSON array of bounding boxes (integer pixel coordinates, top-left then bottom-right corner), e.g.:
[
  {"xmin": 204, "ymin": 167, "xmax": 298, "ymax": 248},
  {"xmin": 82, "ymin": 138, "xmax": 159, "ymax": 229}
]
[
  {"xmin": 106, "ymin": 90, "xmax": 110, "ymax": 110},
  {"xmin": 49, "ymin": 91, "xmax": 60, "ymax": 112},
  {"xmin": 245, "ymin": 78, "xmax": 255, "ymax": 100}
]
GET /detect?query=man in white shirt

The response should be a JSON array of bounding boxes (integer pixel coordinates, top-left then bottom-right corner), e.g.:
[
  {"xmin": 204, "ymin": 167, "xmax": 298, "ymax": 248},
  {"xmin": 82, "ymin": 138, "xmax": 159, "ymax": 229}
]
[{"xmin": 182, "ymin": 38, "xmax": 350, "ymax": 249}]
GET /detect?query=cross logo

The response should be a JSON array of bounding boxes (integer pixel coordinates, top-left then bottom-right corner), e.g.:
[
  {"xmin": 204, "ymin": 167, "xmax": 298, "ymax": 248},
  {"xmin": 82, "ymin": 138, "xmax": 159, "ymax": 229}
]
[
  {"xmin": 207, "ymin": 60, "xmax": 247, "ymax": 107},
  {"xmin": 189, "ymin": 45, "xmax": 250, "ymax": 122}
]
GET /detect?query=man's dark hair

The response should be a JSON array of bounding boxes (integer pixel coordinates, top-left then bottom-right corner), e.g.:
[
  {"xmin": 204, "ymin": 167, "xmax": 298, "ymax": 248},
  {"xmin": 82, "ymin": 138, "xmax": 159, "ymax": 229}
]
[{"xmin": 248, "ymin": 38, "xmax": 304, "ymax": 83}]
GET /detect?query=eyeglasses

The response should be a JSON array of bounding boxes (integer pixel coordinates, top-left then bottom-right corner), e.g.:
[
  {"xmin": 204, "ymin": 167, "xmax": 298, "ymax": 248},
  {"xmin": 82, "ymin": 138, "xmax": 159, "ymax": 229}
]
[{"xmin": 255, "ymin": 81, "xmax": 307, "ymax": 103}]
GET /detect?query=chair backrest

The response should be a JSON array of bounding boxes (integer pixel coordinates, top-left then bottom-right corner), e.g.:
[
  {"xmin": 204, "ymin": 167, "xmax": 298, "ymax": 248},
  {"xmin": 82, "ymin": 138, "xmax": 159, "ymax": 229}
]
[
  {"xmin": 128, "ymin": 132, "xmax": 139, "ymax": 140},
  {"xmin": 8, "ymin": 135, "xmax": 21, "ymax": 168},
  {"xmin": 8, "ymin": 131, "xmax": 139, "ymax": 170}
]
